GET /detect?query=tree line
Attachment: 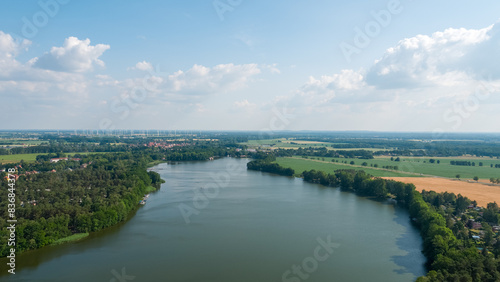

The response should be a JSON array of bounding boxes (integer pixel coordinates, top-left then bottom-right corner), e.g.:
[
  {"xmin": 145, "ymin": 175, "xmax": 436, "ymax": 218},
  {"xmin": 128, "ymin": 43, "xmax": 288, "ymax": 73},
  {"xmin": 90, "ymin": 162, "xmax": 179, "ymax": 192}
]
[{"xmin": 247, "ymin": 156, "xmax": 294, "ymax": 176}]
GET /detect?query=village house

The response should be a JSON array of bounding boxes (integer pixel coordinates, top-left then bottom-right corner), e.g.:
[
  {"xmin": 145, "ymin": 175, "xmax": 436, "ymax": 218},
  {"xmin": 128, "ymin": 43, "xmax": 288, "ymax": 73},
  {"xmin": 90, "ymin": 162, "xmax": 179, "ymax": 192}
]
[
  {"xmin": 50, "ymin": 157, "xmax": 81, "ymax": 163},
  {"xmin": 467, "ymin": 219, "xmax": 482, "ymax": 230},
  {"xmin": 50, "ymin": 157, "xmax": 68, "ymax": 163},
  {"xmin": 4, "ymin": 174, "xmax": 19, "ymax": 181}
]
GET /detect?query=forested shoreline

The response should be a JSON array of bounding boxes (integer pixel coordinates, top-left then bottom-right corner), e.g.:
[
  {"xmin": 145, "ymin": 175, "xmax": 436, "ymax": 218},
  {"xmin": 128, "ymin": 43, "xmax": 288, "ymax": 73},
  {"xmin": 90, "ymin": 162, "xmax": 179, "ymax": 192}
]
[
  {"xmin": 0, "ymin": 143, "xmax": 239, "ymax": 257},
  {"xmin": 247, "ymin": 158, "xmax": 500, "ymax": 281},
  {"xmin": 0, "ymin": 151, "xmax": 163, "ymax": 257}
]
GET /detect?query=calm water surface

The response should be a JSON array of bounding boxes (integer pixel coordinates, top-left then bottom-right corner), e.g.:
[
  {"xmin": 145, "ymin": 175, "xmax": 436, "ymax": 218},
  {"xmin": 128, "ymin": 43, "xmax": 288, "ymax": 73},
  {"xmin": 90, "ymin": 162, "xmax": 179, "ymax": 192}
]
[{"xmin": 0, "ymin": 158, "xmax": 426, "ymax": 281}]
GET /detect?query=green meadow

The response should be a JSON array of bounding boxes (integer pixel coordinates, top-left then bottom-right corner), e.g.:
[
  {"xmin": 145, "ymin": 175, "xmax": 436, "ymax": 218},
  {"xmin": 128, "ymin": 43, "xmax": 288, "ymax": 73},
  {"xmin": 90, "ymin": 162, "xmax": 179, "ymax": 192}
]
[
  {"xmin": 0, "ymin": 152, "xmax": 107, "ymax": 164},
  {"xmin": 241, "ymin": 138, "xmax": 387, "ymax": 151},
  {"xmin": 297, "ymin": 156, "xmax": 500, "ymax": 179},
  {"xmin": 276, "ymin": 157, "xmax": 413, "ymax": 177}
]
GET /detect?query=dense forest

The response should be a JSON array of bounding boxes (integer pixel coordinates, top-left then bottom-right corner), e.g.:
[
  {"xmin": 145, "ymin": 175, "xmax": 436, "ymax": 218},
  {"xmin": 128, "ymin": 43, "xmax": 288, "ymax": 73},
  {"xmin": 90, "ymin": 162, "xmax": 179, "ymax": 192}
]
[
  {"xmin": 0, "ymin": 143, "xmax": 239, "ymax": 257},
  {"xmin": 0, "ymin": 151, "xmax": 163, "ymax": 256}
]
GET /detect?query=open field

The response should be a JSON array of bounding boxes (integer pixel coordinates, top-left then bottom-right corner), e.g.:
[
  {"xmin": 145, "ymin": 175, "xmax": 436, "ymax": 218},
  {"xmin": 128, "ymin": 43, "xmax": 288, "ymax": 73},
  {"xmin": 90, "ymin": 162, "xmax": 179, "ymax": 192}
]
[
  {"xmin": 0, "ymin": 153, "xmax": 42, "ymax": 163},
  {"xmin": 241, "ymin": 138, "xmax": 389, "ymax": 151},
  {"xmin": 241, "ymin": 138, "xmax": 334, "ymax": 148},
  {"xmin": 0, "ymin": 139, "xmax": 46, "ymax": 146},
  {"xmin": 0, "ymin": 152, "xmax": 107, "ymax": 164},
  {"xmin": 276, "ymin": 157, "xmax": 411, "ymax": 177},
  {"xmin": 382, "ymin": 177, "xmax": 500, "ymax": 207},
  {"xmin": 318, "ymin": 156, "xmax": 500, "ymax": 179}
]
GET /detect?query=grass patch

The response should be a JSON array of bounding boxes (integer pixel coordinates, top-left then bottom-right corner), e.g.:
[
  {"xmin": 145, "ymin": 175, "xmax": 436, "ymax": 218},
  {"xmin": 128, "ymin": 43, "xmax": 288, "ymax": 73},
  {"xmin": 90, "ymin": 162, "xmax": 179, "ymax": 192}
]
[
  {"xmin": 51, "ymin": 233, "xmax": 89, "ymax": 246},
  {"xmin": 147, "ymin": 160, "xmax": 167, "ymax": 167},
  {"xmin": 0, "ymin": 153, "xmax": 41, "ymax": 164},
  {"xmin": 145, "ymin": 186, "xmax": 157, "ymax": 193}
]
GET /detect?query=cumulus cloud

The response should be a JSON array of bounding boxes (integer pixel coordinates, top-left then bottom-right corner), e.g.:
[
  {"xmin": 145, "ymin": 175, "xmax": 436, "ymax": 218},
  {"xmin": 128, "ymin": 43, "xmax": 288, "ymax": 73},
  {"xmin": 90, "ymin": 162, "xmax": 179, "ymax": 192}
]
[
  {"xmin": 0, "ymin": 31, "xmax": 30, "ymax": 77},
  {"xmin": 234, "ymin": 99, "xmax": 256, "ymax": 109},
  {"xmin": 270, "ymin": 22, "xmax": 500, "ymax": 131},
  {"xmin": 366, "ymin": 23, "xmax": 498, "ymax": 89},
  {"xmin": 0, "ymin": 31, "xmax": 104, "ymax": 104},
  {"xmin": 289, "ymin": 22, "xmax": 500, "ymax": 110},
  {"xmin": 0, "ymin": 31, "xmax": 30, "ymax": 59},
  {"xmin": 128, "ymin": 61, "xmax": 153, "ymax": 71},
  {"xmin": 32, "ymin": 37, "xmax": 110, "ymax": 72},
  {"xmin": 262, "ymin": 63, "xmax": 281, "ymax": 74},
  {"xmin": 277, "ymin": 69, "xmax": 365, "ymax": 110},
  {"xmin": 163, "ymin": 63, "xmax": 261, "ymax": 95},
  {"xmin": 300, "ymin": 69, "xmax": 364, "ymax": 95}
]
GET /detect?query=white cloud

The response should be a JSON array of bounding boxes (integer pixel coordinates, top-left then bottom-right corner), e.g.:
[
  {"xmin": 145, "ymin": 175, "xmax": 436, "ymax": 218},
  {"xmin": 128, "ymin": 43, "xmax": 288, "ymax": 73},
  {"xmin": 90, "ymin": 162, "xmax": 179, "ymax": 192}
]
[
  {"xmin": 0, "ymin": 31, "xmax": 30, "ymax": 77},
  {"xmin": 234, "ymin": 99, "xmax": 256, "ymax": 110},
  {"xmin": 279, "ymin": 69, "xmax": 365, "ymax": 109},
  {"xmin": 0, "ymin": 31, "xmax": 104, "ymax": 106},
  {"xmin": 301, "ymin": 69, "xmax": 364, "ymax": 94},
  {"xmin": 163, "ymin": 63, "xmax": 261, "ymax": 95},
  {"xmin": 366, "ymin": 24, "xmax": 497, "ymax": 89},
  {"xmin": 266, "ymin": 22, "xmax": 500, "ymax": 131},
  {"xmin": 32, "ymin": 37, "xmax": 110, "ymax": 72},
  {"xmin": 262, "ymin": 63, "xmax": 281, "ymax": 74},
  {"xmin": 0, "ymin": 31, "xmax": 30, "ymax": 59},
  {"xmin": 289, "ymin": 22, "xmax": 500, "ymax": 109},
  {"xmin": 129, "ymin": 61, "xmax": 153, "ymax": 71}
]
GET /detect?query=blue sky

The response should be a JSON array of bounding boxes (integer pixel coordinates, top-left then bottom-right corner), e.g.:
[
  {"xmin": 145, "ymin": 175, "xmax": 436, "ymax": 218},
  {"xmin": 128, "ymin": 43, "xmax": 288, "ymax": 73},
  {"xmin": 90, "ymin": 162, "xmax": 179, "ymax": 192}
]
[{"xmin": 1, "ymin": 0, "xmax": 500, "ymax": 132}]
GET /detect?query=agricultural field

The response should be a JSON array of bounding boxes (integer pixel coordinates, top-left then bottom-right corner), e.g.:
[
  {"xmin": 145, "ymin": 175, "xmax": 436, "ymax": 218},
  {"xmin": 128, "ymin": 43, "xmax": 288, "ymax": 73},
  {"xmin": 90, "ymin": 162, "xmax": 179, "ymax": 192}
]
[
  {"xmin": 382, "ymin": 177, "xmax": 500, "ymax": 207},
  {"xmin": 241, "ymin": 138, "xmax": 333, "ymax": 148},
  {"xmin": 277, "ymin": 156, "xmax": 500, "ymax": 207},
  {"xmin": 300, "ymin": 156, "xmax": 500, "ymax": 180},
  {"xmin": 0, "ymin": 152, "xmax": 106, "ymax": 164},
  {"xmin": 241, "ymin": 138, "xmax": 388, "ymax": 151},
  {"xmin": 0, "ymin": 153, "xmax": 42, "ymax": 163},
  {"xmin": 276, "ymin": 157, "xmax": 411, "ymax": 177},
  {"xmin": 0, "ymin": 139, "xmax": 46, "ymax": 147}
]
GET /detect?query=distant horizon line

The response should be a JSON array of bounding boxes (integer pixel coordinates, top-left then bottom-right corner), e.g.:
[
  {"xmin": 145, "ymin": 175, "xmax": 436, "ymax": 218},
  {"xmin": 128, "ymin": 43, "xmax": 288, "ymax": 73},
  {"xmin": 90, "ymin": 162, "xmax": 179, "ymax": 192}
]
[{"xmin": 1, "ymin": 129, "xmax": 500, "ymax": 135}]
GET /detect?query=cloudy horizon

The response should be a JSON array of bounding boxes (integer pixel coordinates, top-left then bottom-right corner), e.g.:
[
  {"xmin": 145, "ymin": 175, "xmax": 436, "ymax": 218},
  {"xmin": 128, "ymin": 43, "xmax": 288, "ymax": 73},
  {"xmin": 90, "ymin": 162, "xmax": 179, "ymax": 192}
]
[{"xmin": 1, "ymin": 1, "xmax": 500, "ymax": 132}]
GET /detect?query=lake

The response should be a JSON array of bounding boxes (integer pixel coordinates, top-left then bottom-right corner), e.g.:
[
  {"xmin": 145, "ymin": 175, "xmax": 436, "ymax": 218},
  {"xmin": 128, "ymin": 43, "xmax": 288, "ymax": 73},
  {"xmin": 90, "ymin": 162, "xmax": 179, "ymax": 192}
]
[{"xmin": 0, "ymin": 158, "xmax": 426, "ymax": 281}]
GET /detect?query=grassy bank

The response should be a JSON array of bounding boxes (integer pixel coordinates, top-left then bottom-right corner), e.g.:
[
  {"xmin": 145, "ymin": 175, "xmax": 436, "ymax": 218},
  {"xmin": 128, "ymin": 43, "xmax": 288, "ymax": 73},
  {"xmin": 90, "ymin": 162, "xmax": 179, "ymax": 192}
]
[
  {"xmin": 145, "ymin": 186, "xmax": 157, "ymax": 193},
  {"xmin": 50, "ymin": 233, "xmax": 89, "ymax": 246}
]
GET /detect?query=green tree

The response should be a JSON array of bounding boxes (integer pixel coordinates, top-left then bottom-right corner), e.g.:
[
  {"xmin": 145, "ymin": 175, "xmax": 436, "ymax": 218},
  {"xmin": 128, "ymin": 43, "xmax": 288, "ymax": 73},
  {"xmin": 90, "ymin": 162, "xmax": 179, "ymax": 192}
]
[{"xmin": 483, "ymin": 223, "xmax": 494, "ymax": 246}]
